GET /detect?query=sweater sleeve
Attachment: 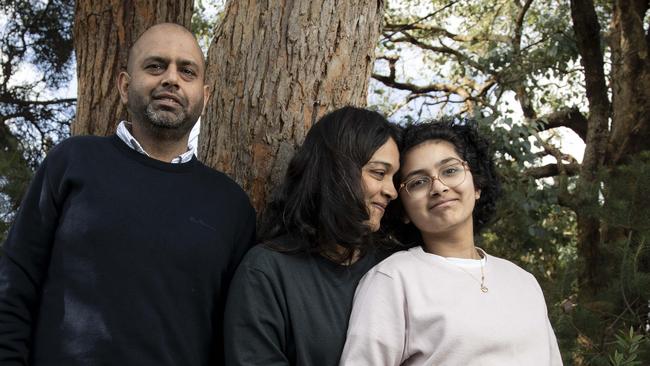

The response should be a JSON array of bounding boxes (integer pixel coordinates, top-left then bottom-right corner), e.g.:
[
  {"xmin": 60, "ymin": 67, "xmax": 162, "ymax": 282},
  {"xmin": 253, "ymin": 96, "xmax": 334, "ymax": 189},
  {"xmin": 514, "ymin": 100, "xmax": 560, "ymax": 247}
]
[
  {"xmin": 339, "ymin": 268, "xmax": 407, "ymax": 366},
  {"xmin": 0, "ymin": 158, "xmax": 61, "ymax": 365},
  {"xmin": 212, "ymin": 203, "xmax": 257, "ymax": 365},
  {"xmin": 223, "ymin": 251, "xmax": 290, "ymax": 366}
]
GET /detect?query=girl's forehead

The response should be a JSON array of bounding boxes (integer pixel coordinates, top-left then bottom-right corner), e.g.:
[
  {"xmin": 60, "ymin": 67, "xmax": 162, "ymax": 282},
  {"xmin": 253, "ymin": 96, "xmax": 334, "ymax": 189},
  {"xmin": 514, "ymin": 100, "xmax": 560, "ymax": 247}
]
[{"xmin": 403, "ymin": 140, "xmax": 460, "ymax": 163}]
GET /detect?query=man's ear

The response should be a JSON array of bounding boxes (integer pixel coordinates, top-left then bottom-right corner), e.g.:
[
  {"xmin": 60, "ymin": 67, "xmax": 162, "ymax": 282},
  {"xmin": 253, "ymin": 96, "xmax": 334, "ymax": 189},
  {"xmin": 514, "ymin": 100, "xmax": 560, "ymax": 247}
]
[
  {"xmin": 117, "ymin": 71, "xmax": 130, "ymax": 104},
  {"xmin": 201, "ymin": 85, "xmax": 211, "ymax": 115}
]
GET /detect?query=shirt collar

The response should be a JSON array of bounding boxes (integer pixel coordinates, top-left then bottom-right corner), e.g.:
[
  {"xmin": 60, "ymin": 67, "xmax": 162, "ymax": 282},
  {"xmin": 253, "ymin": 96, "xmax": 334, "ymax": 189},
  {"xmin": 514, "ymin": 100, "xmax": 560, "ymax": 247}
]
[{"xmin": 116, "ymin": 121, "xmax": 195, "ymax": 163}]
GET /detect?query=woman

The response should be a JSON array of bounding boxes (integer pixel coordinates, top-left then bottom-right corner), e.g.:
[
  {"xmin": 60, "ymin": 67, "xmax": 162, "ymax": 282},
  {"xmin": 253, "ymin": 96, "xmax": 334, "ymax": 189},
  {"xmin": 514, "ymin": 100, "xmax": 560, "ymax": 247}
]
[
  {"xmin": 339, "ymin": 120, "xmax": 562, "ymax": 365},
  {"xmin": 223, "ymin": 106, "xmax": 401, "ymax": 366}
]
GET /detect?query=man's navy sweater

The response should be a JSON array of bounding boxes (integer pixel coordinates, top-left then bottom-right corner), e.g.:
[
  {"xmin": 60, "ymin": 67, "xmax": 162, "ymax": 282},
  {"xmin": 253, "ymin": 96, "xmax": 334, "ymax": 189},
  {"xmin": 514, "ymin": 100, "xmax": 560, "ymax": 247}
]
[{"xmin": 0, "ymin": 135, "xmax": 256, "ymax": 365}]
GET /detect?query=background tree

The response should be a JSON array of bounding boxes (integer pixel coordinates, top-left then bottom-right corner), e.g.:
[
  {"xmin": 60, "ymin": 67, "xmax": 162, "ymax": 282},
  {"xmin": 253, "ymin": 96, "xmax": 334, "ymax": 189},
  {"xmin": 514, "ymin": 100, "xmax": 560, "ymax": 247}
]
[
  {"xmin": 0, "ymin": 0, "xmax": 75, "ymax": 240},
  {"xmin": 199, "ymin": 0, "xmax": 386, "ymax": 211},
  {"xmin": 372, "ymin": 0, "xmax": 650, "ymax": 363}
]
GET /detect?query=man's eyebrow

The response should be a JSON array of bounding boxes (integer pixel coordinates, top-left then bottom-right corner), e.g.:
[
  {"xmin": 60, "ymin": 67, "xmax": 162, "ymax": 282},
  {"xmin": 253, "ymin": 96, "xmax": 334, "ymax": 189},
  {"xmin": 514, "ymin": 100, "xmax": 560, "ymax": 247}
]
[
  {"xmin": 141, "ymin": 56, "xmax": 168, "ymax": 65},
  {"xmin": 140, "ymin": 56, "xmax": 201, "ymax": 69},
  {"xmin": 178, "ymin": 59, "xmax": 200, "ymax": 68}
]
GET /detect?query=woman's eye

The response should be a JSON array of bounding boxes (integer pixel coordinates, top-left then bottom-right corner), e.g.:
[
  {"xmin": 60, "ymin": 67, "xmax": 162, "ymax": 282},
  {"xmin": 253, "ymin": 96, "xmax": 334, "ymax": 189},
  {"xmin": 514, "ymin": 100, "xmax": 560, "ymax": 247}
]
[{"xmin": 372, "ymin": 170, "xmax": 386, "ymax": 178}]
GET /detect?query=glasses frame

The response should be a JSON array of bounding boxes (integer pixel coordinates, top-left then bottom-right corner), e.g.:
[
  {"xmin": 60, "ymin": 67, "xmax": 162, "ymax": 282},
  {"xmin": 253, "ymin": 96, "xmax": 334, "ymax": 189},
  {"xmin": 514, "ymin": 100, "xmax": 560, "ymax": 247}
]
[{"xmin": 399, "ymin": 158, "xmax": 470, "ymax": 198}]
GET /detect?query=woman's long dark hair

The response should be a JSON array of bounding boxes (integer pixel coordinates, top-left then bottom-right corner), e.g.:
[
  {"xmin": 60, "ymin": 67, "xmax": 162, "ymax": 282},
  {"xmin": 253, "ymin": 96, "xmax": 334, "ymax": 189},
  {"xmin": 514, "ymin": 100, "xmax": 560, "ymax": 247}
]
[
  {"xmin": 259, "ymin": 106, "xmax": 400, "ymax": 262},
  {"xmin": 387, "ymin": 118, "xmax": 501, "ymax": 247}
]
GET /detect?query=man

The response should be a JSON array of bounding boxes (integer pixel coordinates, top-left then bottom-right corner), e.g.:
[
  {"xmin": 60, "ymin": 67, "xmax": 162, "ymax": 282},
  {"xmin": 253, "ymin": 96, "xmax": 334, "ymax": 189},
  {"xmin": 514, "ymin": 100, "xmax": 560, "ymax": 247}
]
[{"xmin": 0, "ymin": 23, "xmax": 255, "ymax": 365}]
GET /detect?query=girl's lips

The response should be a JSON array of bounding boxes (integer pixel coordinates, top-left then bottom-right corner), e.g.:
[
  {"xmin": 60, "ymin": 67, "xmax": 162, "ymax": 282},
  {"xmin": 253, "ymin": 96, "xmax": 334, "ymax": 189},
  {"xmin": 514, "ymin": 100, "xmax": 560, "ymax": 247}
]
[{"xmin": 430, "ymin": 199, "xmax": 457, "ymax": 210}]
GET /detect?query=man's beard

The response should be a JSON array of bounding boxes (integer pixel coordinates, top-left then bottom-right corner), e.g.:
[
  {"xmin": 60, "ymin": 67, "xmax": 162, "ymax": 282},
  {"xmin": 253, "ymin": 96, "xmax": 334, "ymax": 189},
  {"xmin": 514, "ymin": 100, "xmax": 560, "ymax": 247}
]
[{"xmin": 129, "ymin": 91, "xmax": 202, "ymax": 141}]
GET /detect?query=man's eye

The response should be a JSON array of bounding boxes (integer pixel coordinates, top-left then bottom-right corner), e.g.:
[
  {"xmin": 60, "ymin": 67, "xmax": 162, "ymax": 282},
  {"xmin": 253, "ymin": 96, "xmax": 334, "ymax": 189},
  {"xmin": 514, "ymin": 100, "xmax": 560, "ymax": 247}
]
[
  {"xmin": 146, "ymin": 64, "xmax": 164, "ymax": 72},
  {"xmin": 182, "ymin": 68, "xmax": 197, "ymax": 76}
]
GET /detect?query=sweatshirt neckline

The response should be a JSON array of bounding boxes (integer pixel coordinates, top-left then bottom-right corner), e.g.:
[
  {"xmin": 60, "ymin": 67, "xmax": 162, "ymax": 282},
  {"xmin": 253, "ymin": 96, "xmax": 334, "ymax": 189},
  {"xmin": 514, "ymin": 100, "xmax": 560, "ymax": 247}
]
[
  {"xmin": 410, "ymin": 245, "xmax": 488, "ymax": 268},
  {"xmin": 110, "ymin": 134, "xmax": 199, "ymax": 172}
]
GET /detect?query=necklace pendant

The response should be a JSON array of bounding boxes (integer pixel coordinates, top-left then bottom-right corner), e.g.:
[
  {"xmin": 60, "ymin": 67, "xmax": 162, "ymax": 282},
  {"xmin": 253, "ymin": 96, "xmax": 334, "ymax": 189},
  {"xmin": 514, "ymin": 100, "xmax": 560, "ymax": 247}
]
[{"xmin": 481, "ymin": 285, "xmax": 489, "ymax": 293}]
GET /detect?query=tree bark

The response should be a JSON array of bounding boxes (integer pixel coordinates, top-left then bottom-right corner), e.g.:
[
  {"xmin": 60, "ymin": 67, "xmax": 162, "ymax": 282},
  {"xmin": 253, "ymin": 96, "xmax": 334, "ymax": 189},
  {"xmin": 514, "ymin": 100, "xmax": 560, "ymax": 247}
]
[
  {"xmin": 608, "ymin": 0, "xmax": 650, "ymax": 164},
  {"xmin": 200, "ymin": 0, "xmax": 385, "ymax": 212},
  {"xmin": 570, "ymin": 0, "xmax": 611, "ymax": 295},
  {"xmin": 72, "ymin": 0, "xmax": 193, "ymax": 136}
]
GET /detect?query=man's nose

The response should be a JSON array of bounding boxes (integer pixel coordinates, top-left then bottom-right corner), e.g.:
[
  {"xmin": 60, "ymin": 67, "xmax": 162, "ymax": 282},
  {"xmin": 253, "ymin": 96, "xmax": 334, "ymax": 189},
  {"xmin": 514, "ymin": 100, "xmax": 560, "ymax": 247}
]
[{"xmin": 161, "ymin": 66, "xmax": 180, "ymax": 88}]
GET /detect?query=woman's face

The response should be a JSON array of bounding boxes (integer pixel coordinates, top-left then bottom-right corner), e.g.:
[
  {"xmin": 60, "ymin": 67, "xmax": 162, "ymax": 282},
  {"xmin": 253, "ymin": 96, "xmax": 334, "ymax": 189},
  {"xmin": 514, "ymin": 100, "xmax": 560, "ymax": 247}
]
[
  {"xmin": 361, "ymin": 138, "xmax": 400, "ymax": 232},
  {"xmin": 399, "ymin": 139, "xmax": 480, "ymax": 237}
]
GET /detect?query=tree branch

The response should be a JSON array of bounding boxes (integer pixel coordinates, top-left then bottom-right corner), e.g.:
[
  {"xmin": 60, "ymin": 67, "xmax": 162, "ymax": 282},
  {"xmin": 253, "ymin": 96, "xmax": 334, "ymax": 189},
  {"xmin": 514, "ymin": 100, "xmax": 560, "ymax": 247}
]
[
  {"xmin": 386, "ymin": 32, "xmax": 490, "ymax": 74},
  {"xmin": 372, "ymin": 72, "xmax": 471, "ymax": 97},
  {"xmin": 524, "ymin": 162, "xmax": 581, "ymax": 179},
  {"xmin": 537, "ymin": 108, "xmax": 588, "ymax": 141},
  {"xmin": 381, "ymin": 0, "xmax": 461, "ymax": 41},
  {"xmin": 384, "ymin": 23, "xmax": 510, "ymax": 43}
]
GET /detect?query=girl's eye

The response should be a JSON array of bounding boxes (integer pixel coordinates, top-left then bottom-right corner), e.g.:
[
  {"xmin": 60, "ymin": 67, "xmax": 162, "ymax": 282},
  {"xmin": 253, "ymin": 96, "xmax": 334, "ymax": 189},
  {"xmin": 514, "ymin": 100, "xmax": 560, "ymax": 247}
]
[
  {"xmin": 441, "ymin": 165, "xmax": 462, "ymax": 176},
  {"xmin": 407, "ymin": 177, "xmax": 431, "ymax": 190}
]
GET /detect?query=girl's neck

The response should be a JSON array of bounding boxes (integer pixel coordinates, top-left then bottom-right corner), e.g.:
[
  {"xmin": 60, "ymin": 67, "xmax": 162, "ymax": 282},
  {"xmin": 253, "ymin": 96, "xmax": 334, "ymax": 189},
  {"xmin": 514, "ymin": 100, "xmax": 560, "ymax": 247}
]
[{"xmin": 421, "ymin": 226, "xmax": 478, "ymax": 259}]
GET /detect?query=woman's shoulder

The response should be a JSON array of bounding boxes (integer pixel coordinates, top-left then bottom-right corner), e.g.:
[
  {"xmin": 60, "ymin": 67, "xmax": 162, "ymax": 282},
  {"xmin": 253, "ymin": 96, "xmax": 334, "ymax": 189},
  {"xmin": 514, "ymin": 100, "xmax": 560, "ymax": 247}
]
[{"xmin": 239, "ymin": 237, "xmax": 313, "ymax": 272}]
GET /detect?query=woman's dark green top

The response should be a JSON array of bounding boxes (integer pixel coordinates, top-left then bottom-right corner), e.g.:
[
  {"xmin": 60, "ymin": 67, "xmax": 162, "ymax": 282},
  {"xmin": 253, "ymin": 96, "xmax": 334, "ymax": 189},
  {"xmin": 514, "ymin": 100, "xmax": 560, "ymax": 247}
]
[{"xmin": 223, "ymin": 238, "xmax": 388, "ymax": 366}]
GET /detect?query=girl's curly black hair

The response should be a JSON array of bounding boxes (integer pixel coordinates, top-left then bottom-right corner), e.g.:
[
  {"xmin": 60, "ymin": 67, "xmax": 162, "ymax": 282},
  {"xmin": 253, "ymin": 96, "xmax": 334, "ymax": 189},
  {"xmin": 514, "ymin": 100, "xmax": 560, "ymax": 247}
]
[{"xmin": 388, "ymin": 118, "xmax": 501, "ymax": 247}]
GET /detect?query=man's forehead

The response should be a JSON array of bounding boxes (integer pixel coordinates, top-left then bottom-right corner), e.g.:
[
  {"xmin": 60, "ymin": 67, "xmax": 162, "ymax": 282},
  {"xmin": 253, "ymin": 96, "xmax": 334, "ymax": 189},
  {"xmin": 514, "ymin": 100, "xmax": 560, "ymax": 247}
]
[{"xmin": 128, "ymin": 24, "xmax": 205, "ymax": 70}]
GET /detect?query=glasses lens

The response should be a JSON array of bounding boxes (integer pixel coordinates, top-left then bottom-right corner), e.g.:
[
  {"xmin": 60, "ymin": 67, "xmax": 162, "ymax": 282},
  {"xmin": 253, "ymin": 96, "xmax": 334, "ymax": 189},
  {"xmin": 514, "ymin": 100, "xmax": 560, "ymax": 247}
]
[
  {"xmin": 438, "ymin": 161, "xmax": 466, "ymax": 187},
  {"xmin": 405, "ymin": 176, "xmax": 432, "ymax": 198}
]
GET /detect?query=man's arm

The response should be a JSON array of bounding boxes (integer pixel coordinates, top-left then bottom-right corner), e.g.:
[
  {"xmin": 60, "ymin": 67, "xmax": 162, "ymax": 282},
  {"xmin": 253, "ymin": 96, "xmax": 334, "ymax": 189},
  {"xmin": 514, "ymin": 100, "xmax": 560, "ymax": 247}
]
[
  {"xmin": 213, "ymin": 204, "xmax": 256, "ymax": 364},
  {"xmin": 0, "ymin": 158, "xmax": 61, "ymax": 365}
]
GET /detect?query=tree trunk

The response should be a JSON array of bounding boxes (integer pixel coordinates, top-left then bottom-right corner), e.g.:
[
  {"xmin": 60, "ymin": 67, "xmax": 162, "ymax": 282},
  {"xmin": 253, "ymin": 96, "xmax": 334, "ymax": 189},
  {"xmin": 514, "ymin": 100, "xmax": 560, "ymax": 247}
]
[
  {"xmin": 608, "ymin": 0, "xmax": 650, "ymax": 164},
  {"xmin": 72, "ymin": 0, "xmax": 194, "ymax": 136},
  {"xmin": 570, "ymin": 0, "xmax": 611, "ymax": 295},
  {"xmin": 200, "ymin": 0, "xmax": 385, "ymax": 212}
]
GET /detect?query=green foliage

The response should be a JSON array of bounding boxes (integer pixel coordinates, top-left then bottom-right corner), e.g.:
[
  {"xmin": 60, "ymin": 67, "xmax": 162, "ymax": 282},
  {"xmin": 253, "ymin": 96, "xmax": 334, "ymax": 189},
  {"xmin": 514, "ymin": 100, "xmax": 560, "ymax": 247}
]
[
  {"xmin": 1, "ymin": 0, "xmax": 74, "ymax": 243},
  {"xmin": 0, "ymin": 130, "xmax": 33, "ymax": 244},
  {"xmin": 191, "ymin": 0, "xmax": 225, "ymax": 53},
  {"xmin": 547, "ymin": 153, "xmax": 650, "ymax": 364},
  {"xmin": 609, "ymin": 328, "xmax": 647, "ymax": 366}
]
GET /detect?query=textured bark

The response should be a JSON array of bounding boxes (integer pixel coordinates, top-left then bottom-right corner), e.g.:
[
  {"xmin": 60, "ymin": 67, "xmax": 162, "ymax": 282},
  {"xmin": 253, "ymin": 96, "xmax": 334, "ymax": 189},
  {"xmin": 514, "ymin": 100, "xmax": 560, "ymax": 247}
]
[
  {"xmin": 72, "ymin": 0, "xmax": 193, "ymax": 136},
  {"xmin": 570, "ymin": 0, "xmax": 611, "ymax": 294},
  {"xmin": 608, "ymin": 0, "xmax": 650, "ymax": 164},
  {"xmin": 200, "ymin": 0, "xmax": 385, "ymax": 211}
]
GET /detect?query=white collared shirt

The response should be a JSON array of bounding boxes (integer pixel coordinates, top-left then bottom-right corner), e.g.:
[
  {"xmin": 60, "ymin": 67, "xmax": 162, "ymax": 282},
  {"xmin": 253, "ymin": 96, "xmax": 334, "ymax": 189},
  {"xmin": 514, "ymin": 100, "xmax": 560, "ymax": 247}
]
[{"xmin": 116, "ymin": 121, "xmax": 195, "ymax": 163}]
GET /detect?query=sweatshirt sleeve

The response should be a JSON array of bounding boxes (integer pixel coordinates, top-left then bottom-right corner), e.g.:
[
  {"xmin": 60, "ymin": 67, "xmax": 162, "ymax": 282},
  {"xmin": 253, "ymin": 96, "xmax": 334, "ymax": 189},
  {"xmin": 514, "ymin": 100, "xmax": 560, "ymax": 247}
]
[
  {"xmin": 0, "ymin": 157, "xmax": 61, "ymax": 365},
  {"xmin": 339, "ymin": 267, "xmax": 407, "ymax": 366},
  {"xmin": 223, "ymin": 250, "xmax": 290, "ymax": 366}
]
